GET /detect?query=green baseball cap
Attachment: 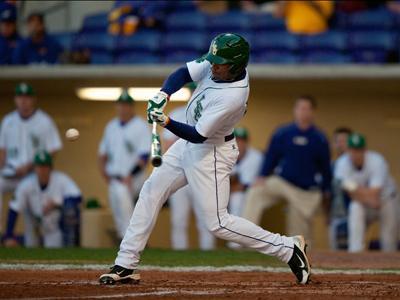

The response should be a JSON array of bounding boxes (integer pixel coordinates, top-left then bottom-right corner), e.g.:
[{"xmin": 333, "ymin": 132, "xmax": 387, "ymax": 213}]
[
  {"xmin": 15, "ymin": 82, "xmax": 35, "ymax": 96},
  {"xmin": 234, "ymin": 127, "xmax": 249, "ymax": 140},
  {"xmin": 348, "ymin": 133, "xmax": 366, "ymax": 149},
  {"xmin": 34, "ymin": 150, "xmax": 53, "ymax": 167},
  {"xmin": 117, "ymin": 89, "xmax": 134, "ymax": 104}
]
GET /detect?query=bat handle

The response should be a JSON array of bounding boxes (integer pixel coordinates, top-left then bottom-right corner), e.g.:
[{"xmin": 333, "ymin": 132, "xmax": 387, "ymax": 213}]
[{"xmin": 152, "ymin": 121, "xmax": 157, "ymax": 134}]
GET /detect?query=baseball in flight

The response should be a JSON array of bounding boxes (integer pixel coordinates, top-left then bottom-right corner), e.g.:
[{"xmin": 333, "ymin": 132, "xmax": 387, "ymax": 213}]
[{"xmin": 65, "ymin": 128, "xmax": 80, "ymax": 141}]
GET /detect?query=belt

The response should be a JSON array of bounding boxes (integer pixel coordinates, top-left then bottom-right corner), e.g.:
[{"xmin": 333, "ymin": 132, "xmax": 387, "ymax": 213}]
[{"xmin": 224, "ymin": 133, "xmax": 235, "ymax": 142}]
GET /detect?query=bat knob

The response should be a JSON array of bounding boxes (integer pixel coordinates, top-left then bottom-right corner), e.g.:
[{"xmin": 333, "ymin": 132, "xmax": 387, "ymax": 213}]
[{"xmin": 151, "ymin": 156, "xmax": 162, "ymax": 167}]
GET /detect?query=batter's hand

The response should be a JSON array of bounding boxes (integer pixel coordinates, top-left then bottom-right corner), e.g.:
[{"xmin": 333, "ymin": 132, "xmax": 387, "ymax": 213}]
[
  {"xmin": 147, "ymin": 91, "xmax": 169, "ymax": 124},
  {"xmin": 149, "ymin": 110, "xmax": 170, "ymax": 127}
]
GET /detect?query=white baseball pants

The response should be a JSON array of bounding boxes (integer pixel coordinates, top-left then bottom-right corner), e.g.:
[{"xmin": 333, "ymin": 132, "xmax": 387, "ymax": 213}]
[{"xmin": 116, "ymin": 139, "xmax": 294, "ymax": 269}]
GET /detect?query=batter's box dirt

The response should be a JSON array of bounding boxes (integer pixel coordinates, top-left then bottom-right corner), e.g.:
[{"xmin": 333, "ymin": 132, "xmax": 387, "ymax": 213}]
[{"xmin": 0, "ymin": 270, "xmax": 399, "ymax": 299}]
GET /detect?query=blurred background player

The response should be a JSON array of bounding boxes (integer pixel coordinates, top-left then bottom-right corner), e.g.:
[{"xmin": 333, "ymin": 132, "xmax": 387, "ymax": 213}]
[
  {"xmin": 228, "ymin": 127, "xmax": 262, "ymax": 248},
  {"xmin": 3, "ymin": 150, "xmax": 81, "ymax": 248},
  {"xmin": 243, "ymin": 95, "xmax": 331, "ymax": 244},
  {"xmin": 12, "ymin": 12, "xmax": 62, "ymax": 65},
  {"xmin": 0, "ymin": 1, "xmax": 19, "ymax": 64},
  {"xmin": 335, "ymin": 133, "xmax": 399, "ymax": 252},
  {"xmin": 98, "ymin": 90, "xmax": 151, "ymax": 241},
  {"xmin": 329, "ymin": 127, "xmax": 353, "ymax": 250},
  {"xmin": 0, "ymin": 82, "xmax": 62, "ymax": 234},
  {"xmin": 163, "ymin": 86, "xmax": 215, "ymax": 250}
]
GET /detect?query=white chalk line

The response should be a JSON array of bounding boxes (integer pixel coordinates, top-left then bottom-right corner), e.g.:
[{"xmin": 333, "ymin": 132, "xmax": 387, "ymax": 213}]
[{"xmin": 0, "ymin": 263, "xmax": 399, "ymax": 275}]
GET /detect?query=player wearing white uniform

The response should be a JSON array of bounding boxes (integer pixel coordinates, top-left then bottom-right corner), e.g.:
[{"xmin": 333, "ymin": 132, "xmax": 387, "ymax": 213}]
[
  {"xmin": 3, "ymin": 151, "xmax": 81, "ymax": 248},
  {"xmin": 100, "ymin": 33, "xmax": 311, "ymax": 285},
  {"xmin": 163, "ymin": 105, "xmax": 215, "ymax": 250},
  {"xmin": 0, "ymin": 83, "xmax": 62, "ymax": 232},
  {"xmin": 335, "ymin": 133, "xmax": 399, "ymax": 252},
  {"xmin": 228, "ymin": 127, "xmax": 262, "ymax": 248},
  {"xmin": 99, "ymin": 90, "xmax": 151, "ymax": 240}
]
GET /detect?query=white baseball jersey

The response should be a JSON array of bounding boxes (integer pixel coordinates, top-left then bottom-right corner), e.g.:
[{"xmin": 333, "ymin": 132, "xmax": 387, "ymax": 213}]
[
  {"xmin": 0, "ymin": 109, "xmax": 62, "ymax": 176},
  {"xmin": 162, "ymin": 106, "xmax": 186, "ymax": 141},
  {"xmin": 99, "ymin": 116, "xmax": 151, "ymax": 177},
  {"xmin": 232, "ymin": 147, "xmax": 263, "ymax": 186},
  {"xmin": 334, "ymin": 150, "xmax": 397, "ymax": 200},
  {"xmin": 185, "ymin": 59, "xmax": 249, "ymax": 143}
]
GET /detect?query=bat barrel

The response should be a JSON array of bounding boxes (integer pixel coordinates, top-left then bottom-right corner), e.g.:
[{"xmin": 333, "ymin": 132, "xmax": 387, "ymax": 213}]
[{"xmin": 151, "ymin": 122, "xmax": 163, "ymax": 167}]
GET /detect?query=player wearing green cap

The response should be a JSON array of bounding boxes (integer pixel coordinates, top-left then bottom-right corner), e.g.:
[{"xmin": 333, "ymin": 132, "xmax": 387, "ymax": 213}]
[
  {"xmin": 0, "ymin": 83, "xmax": 62, "ymax": 234},
  {"xmin": 98, "ymin": 89, "xmax": 151, "ymax": 241},
  {"xmin": 100, "ymin": 33, "xmax": 311, "ymax": 286},
  {"xmin": 335, "ymin": 133, "xmax": 399, "ymax": 252},
  {"xmin": 3, "ymin": 150, "xmax": 81, "ymax": 248}
]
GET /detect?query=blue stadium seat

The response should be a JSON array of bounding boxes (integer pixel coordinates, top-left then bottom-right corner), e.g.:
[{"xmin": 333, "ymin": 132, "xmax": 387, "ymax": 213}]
[
  {"xmin": 163, "ymin": 51, "xmax": 200, "ymax": 64},
  {"xmin": 252, "ymin": 51, "xmax": 300, "ymax": 64},
  {"xmin": 115, "ymin": 52, "xmax": 161, "ymax": 64},
  {"xmin": 81, "ymin": 12, "xmax": 109, "ymax": 33},
  {"xmin": 302, "ymin": 52, "xmax": 352, "ymax": 64},
  {"xmin": 90, "ymin": 51, "xmax": 114, "ymax": 64},
  {"xmin": 347, "ymin": 9, "xmax": 394, "ymax": 31},
  {"xmin": 251, "ymin": 32, "xmax": 300, "ymax": 53},
  {"xmin": 164, "ymin": 32, "xmax": 207, "ymax": 53},
  {"xmin": 206, "ymin": 12, "xmax": 250, "ymax": 32},
  {"xmin": 249, "ymin": 13, "xmax": 286, "ymax": 32},
  {"xmin": 165, "ymin": 11, "xmax": 206, "ymax": 32},
  {"xmin": 116, "ymin": 31, "xmax": 160, "ymax": 53},
  {"xmin": 74, "ymin": 33, "xmax": 116, "ymax": 52},
  {"xmin": 351, "ymin": 50, "xmax": 388, "ymax": 63},
  {"xmin": 302, "ymin": 31, "xmax": 347, "ymax": 52},
  {"xmin": 52, "ymin": 32, "xmax": 75, "ymax": 51},
  {"xmin": 349, "ymin": 32, "xmax": 396, "ymax": 51}
]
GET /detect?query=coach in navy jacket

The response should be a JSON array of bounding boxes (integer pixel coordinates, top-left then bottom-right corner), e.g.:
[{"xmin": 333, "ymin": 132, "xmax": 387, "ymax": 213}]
[{"xmin": 243, "ymin": 95, "xmax": 331, "ymax": 243}]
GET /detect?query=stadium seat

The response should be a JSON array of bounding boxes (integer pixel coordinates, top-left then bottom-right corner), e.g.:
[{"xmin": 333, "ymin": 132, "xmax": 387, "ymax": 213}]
[
  {"xmin": 163, "ymin": 51, "xmax": 200, "ymax": 64},
  {"xmin": 74, "ymin": 33, "xmax": 117, "ymax": 52},
  {"xmin": 81, "ymin": 12, "xmax": 109, "ymax": 33},
  {"xmin": 351, "ymin": 50, "xmax": 388, "ymax": 63},
  {"xmin": 349, "ymin": 32, "xmax": 396, "ymax": 51},
  {"xmin": 249, "ymin": 13, "xmax": 286, "ymax": 32},
  {"xmin": 206, "ymin": 11, "xmax": 250, "ymax": 32},
  {"xmin": 302, "ymin": 31, "xmax": 347, "ymax": 52},
  {"xmin": 116, "ymin": 30, "xmax": 161, "ymax": 53},
  {"xmin": 90, "ymin": 51, "xmax": 114, "ymax": 64},
  {"xmin": 346, "ymin": 9, "xmax": 394, "ymax": 31},
  {"xmin": 115, "ymin": 52, "xmax": 161, "ymax": 64},
  {"xmin": 165, "ymin": 11, "xmax": 206, "ymax": 32},
  {"xmin": 302, "ymin": 52, "xmax": 352, "ymax": 64},
  {"xmin": 52, "ymin": 32, "xmax": 75, "ymax": 51},
  {"xmin": 251, "ymin": 51, "xmax": 300, "ymax": 64},
  {"xmin": 251, "ymin": 31, "xmax": 300, "ymax": 54},
  {"xmin": 164, "ymin": 32, "xmax": 207, "ymax": 53}
]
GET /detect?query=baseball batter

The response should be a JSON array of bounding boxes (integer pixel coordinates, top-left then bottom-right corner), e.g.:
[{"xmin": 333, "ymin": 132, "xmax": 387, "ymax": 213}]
[
  {"xmin": 228, "ymin": 127, "xmax": 262, "ymax": 248},
  {"xmin": 4, "ymin": 151, "xmax": 81, "ymax": 248},
  {"xmin": 163, "ymin": 105, "xmax": 215, "ymax": 250},
  {"xmin": 100, "ymin": 33, "xmax": 311, "ymax": 285},
  {"xmin": 0, "ymin": 83, "xmax": 62, "ymax": 231},
  {"xmin": 335, "ymin": 133, "xmax": 399, "ymax": 252},
  {"xmin": 98, "ymin": 90, "xmax": 151, "ymax": 240}
]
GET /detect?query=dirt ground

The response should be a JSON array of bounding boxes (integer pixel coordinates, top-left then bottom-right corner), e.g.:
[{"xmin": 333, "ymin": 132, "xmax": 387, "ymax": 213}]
[{"xmin": 1, "ymin": 251, "xmax": 400, "ymax": 299}]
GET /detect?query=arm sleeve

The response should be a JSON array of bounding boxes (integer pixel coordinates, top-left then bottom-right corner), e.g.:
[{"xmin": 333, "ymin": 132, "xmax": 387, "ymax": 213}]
[
  {"xmin": 161, "ymin": 66, "xmax": 193, "ymax": 96},
  {"xmin": 186, "ymin": 59, "xmax": 210, "ymax": 82},
  {"xmin": 369, "ymin": 156, "xmax": 388, "ymax": 188},
  {"xmin": 0, "ymin": 119, "xmax": 6, "ymax": 149},
  {"xmin": 136, "ymin": 122, "xmax": 152, "ymax": 155},
  {"xmin": 259, "ymin": 132, "xmax": 283, "ymax": 176},
  {"xmin": 165, "ymin": 118, "xmax": 207, "ymax": 144},
  {"xmin": 45, "ymin": 118, "xmax": 62, "ymax": 152},
  {"xmin": 334, "ymin": 157, "xmax": 350, "ymax": 181},
  {"xmin": 98, "ymin": 127, "xmax": 108, "ymax": 156},
  {"xmin": 319, "ymin": 137, "xmax": 332, "ymax": 191}
]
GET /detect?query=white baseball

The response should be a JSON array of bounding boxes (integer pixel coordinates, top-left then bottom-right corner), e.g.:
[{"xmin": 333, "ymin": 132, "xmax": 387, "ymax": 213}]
[{"xmin": 65, "ymin": 128, "xmax": 80, "ymax": 141}]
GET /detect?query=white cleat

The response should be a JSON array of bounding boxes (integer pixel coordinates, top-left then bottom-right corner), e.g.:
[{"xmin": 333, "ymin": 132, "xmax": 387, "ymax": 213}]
[
  {"xmin": 99, "ymin": 265, "xmax": 140, "ymax": 285},
  {"xmin": 288, "ymin": 235, "xmax": 311, "ymax": 284}
]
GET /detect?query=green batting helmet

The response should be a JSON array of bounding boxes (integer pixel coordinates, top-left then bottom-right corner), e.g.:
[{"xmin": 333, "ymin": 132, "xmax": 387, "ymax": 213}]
[{"xmin": 205, "ymin": 33, "xmax": 250, "ymax": 77}]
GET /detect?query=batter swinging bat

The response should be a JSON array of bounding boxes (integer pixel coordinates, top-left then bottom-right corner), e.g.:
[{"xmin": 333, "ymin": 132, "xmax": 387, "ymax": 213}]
[{"xmin": 151, "ymin": 122, "xmax": 162, "ymax": 167}]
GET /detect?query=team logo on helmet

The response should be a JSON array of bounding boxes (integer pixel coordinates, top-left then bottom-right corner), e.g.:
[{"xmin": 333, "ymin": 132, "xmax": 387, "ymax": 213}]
[{"xmin": 212, "ymin": 42, "xmax": 218, "ymax": 55}]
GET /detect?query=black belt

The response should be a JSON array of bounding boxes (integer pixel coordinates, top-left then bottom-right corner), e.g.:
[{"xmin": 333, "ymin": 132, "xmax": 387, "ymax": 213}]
[{"xmin": 224, "ymin": 133, "xmax": 235, "ymax": 142}]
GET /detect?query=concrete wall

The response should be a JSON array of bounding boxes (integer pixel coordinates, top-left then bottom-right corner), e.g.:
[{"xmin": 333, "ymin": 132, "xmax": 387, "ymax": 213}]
[{"xmin": 1, "ymin": 76, "xmax": 399, "ymax": 249}]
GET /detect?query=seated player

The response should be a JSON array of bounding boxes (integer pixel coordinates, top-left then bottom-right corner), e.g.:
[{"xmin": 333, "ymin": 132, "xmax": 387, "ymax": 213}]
[
  {"xmin": 3, "ymin": 151, "xmax": 82, "ymax": 248},
  {"xmin": 335, "ymin": 133, "xmax": 399, "ymax": 252},
  {"xmin": 0, "ymin": 2, "xmax": 20, "ymax": 64}
]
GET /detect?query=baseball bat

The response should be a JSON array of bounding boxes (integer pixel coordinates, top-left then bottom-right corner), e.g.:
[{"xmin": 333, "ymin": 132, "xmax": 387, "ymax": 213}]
[{"xmin": 151, "ymin": 122, "xmax": 163, "ymax": 167}]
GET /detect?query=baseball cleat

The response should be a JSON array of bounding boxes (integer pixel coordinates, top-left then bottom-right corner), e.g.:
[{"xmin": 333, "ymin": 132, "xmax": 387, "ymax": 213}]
[
  {"xmin": 288, "ymin": 235, "xmax": 311, "ymax": 285},
  {"xmin": 99, "ymin": 265, "xmax": 140, "ymax": 285}
]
